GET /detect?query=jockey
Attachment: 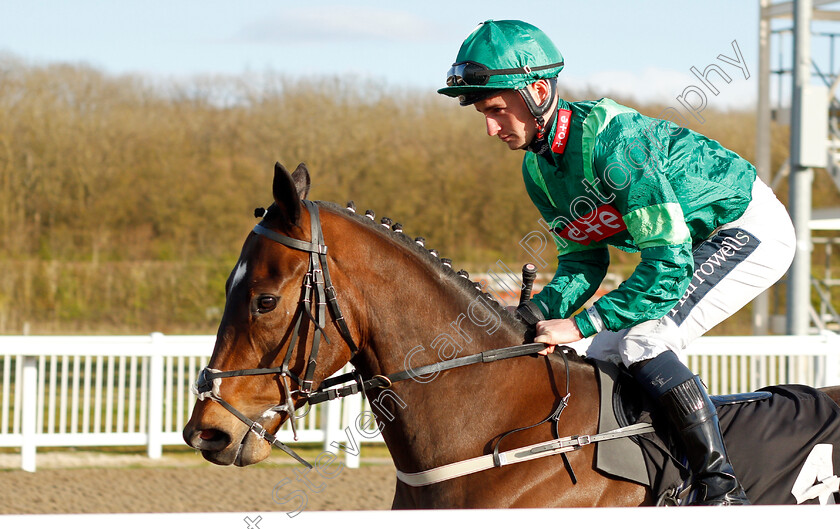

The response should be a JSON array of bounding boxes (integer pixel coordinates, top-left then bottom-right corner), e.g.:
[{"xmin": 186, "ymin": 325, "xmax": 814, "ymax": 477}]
[{"xmin": 439, "ymin": 19, "xmax": 796, "ymax": 506}]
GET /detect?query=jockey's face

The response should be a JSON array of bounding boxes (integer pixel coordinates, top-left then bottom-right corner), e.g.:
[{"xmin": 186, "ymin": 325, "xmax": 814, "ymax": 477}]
[{"xmin": 473, "ymin": 81, "xmax": 550, "ymax": 151}]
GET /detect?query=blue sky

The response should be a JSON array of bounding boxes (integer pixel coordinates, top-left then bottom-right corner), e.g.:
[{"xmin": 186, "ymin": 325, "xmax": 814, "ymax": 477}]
[{"xmin": 1, "ymin": 1, "xmax": 832, "ymax": 109}]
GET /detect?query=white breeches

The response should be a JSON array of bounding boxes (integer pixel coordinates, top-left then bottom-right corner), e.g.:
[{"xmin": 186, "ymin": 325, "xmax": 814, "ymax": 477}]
[{"xmin": 582, "ymin": 178, "xmax": 796, "ymax": 367}]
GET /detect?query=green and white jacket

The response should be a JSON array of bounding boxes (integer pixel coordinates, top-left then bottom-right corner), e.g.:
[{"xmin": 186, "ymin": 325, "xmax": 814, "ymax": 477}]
[{"xmin": 524, "ymin": 98, "xmax": 756, "ymax": 337}]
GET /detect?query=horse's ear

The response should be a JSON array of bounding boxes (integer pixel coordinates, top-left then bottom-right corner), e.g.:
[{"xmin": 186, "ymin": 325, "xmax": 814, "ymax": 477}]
[
  {"xmin": 291, "ymin": 162, "xmax": 311, "ymax": 200},
  {"xmin": 272, "ymin": 162, "xmax": 302, "ymax": 224}
]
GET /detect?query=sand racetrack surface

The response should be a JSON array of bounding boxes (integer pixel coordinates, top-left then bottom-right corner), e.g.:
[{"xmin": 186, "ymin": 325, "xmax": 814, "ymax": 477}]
[{"xmin": 0, "ymin": 457, "xmax": 396, "ymax": 515}]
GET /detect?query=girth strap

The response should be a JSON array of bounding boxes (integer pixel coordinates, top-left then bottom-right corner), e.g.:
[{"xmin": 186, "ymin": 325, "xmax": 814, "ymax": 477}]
[{"xmin": 395, "ymin": 422, "xmax": 656, "ymax": 487}]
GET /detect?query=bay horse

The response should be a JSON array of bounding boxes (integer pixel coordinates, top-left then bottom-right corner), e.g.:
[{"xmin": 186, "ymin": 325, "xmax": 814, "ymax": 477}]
[{"xmin": 184, "ymin": 162, "xmax": 840, "ymax": 508}]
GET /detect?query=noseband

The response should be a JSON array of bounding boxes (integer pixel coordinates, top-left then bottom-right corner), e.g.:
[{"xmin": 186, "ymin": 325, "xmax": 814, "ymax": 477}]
[{"xmin": 193, "ymin": 200, "xmax": 359, "ymax": 468}]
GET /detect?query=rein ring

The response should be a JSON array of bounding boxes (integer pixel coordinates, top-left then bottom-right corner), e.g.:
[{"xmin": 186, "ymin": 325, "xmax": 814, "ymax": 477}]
[{"xmin": 372, "ymin": 374, "xmax": 393, "ymax": 389}]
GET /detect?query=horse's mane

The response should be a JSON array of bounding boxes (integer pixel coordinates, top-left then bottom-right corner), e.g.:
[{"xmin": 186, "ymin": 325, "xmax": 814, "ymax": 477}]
[
  {"xmin": 325, "ymin": 201, "xmax": 527, "ymax": 332},
  {"xmin": 262, "ymin": 199, "xmax": 590, "ymax": 364}
]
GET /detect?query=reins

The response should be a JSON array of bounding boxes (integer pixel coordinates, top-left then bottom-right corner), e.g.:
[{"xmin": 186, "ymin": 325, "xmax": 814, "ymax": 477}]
[
  {"xmin": 194, "ymin": 201, "xmax": 651, "ymax": 479},
  {"xmin": 307, "ymin": 340, "xmax": 579, "ymax": 481},
  {"xmin": 307, "ymin": 343, "xmax": 557, "ymax": 405}
]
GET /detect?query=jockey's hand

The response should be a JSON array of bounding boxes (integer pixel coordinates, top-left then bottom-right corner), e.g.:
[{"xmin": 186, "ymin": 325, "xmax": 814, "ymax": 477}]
[{"xmin": 533, "ymin": 318, "xmax": 583, "ymax": 356}]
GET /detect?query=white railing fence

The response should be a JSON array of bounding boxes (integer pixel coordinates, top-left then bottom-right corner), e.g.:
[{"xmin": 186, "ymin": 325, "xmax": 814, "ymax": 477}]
[
  {"xmin": 683, "ymin": 333, "xmax": 840, "ymax": 394},
  {"xmin": 0, "ymin": 333, "xmax": 380, "ymax": 472},
  {"xmin": 1, "ymin": 332, "xmax": 838, "ymax": 472}
]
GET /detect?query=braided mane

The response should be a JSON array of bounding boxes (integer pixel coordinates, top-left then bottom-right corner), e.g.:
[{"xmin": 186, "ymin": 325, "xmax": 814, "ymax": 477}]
[
  {"xmin": 315, "ymin": 200, "xmax": 528, "ymax": 333},
  {"xmin": 259, "ymin": 198, "xmax": 590, "ymax": 364}
]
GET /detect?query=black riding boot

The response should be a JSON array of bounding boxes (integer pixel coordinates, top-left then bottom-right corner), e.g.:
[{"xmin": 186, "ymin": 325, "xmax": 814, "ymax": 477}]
[{"xmin": 630, "ymin": 351, "xmax": 750, "ymax": 505}]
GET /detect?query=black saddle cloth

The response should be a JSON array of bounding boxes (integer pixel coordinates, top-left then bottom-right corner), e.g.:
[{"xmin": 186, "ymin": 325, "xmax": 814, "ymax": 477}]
[
  {"xmin": 718, "ymin": 384, "xmax": 840, "ymax": 504},
  {"xmin": 604, "ymin": 362, "xmax": 840, "ymax": 504}
]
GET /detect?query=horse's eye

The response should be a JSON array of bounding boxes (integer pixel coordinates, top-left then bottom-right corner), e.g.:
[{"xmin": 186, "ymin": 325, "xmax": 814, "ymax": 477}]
[{"xmin": 256, "ymin": 295, "xmax": 278, "ymax": 313}]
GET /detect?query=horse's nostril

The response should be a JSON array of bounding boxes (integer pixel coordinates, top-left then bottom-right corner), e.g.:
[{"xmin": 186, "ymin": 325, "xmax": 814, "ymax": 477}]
[
  {"xmin": 199, "ymin": 429, "xmax": 225, "ymax": 442},
  {"xmin": 186, "ymin": 426, "xmax": 231, "ymax": 452}
]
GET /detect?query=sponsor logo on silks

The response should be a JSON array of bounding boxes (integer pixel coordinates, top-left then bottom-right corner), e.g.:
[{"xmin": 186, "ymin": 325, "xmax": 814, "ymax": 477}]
[
  {"xmin": 668, "ymin": 228, "xmax": 761, "ymax": 326},
  {"xmin": 552, "ymin": 204, "xmax": 627, "ymax": 244},
  {"xmin": 551, "ymin": 108, "xmax": 572, "ymax": 154}
]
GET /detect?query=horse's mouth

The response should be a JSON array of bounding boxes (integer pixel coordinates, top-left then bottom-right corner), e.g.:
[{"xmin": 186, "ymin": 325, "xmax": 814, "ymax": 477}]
[
  {"xmin": 187, "ymin": 410, "xmax": 284, "ymax": 467},
  {"xmin": 197, "ymin": 427, "xmax": 274, "ymax": 467}
]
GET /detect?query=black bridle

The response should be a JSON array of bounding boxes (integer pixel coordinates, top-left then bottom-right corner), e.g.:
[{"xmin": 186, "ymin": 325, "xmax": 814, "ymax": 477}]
[
  {"xmin": 193, "ymin": 200, "xmax": 573, "ymax": 473},
  {"xmin": 193, "ymin": 200, "xmax": 359, "ymax": 468}
]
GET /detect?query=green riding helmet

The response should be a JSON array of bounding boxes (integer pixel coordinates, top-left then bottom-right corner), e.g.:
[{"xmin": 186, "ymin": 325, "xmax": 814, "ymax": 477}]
[{"xmin": 438, "ymin": 19, "xmax": 564, "ymax": 107}]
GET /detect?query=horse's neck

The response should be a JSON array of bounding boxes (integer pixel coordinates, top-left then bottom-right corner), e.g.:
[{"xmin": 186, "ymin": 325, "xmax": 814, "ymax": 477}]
[
  {"xmin": 338, "ymin": 218, "xmax": 525, "ymax": 374},
  {"xmin": 325, "ymin": 210, "xmax": 592, "ymax": 473}
]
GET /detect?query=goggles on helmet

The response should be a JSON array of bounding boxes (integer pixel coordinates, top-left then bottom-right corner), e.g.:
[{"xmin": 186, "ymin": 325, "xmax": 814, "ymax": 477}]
[{"xmin": 445, "ymin": 60, "xmax": 565, "ymax": 87}]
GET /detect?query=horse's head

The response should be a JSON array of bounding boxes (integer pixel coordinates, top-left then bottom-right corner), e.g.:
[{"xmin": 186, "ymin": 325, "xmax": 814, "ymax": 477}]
[{"xmin": 183, "ymin": 162, "xmax": 360, "ymax": 467}]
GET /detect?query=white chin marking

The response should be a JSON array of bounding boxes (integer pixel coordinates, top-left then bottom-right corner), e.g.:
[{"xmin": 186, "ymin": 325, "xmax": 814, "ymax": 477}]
[{"xmin": 229, "ymin": 261, "xmax": 247, "ymax": 296}]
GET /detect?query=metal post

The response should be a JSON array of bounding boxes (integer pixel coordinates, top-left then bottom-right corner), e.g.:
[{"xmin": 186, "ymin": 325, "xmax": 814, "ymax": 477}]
[
  {"xmin": 343, "ymin": 394, "xmax": 362, "ymax": 469},
  {"xmin": 788, "ymin": 0, "xmax": 815, "ymax": 335},
  {"xmin": 147, "ymin": 332, "xmax": 164, "ymax": 459},
  {"xmin": 755, "ymin": 0, "xmax": 772, "ymax": 334},
  {"xmin": 830, "ymin": 333, "xmax": 840, "ymax": 386},
  {"xmin": 21, "ymin": 356, "xmax": 37, "ymax": 472},
  {"xmin": 323, "ymin": 392, "xmax": 342, "ymax": 453}
]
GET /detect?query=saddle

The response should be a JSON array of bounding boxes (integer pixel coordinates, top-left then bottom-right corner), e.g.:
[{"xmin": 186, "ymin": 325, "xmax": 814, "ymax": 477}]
[{"xmin": 591, "ymin": 358, "xmax": 771, "ymax": 501}]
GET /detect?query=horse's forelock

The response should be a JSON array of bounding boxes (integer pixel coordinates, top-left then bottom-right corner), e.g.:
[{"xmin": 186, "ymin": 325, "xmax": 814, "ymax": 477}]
[{"xmin": 261, "ymin": 203, "xmax": 298, "ymax": 231}]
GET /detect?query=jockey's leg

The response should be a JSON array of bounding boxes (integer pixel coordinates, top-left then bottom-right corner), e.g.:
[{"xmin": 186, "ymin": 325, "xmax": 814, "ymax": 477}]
[
  {"xmin": 630, "ymin": 351, "xmax": 749, "ymax": 505},
  {"xmin": 616, "ymin": 179, "xmax": 794, "ymax": 505},
  {"xmin": 583, "ymin": 180, "xmax": 794, "ymax": 365},
  {"xmin": 618, "ymin": 179, "xmax": 795, "ymax": 365}
]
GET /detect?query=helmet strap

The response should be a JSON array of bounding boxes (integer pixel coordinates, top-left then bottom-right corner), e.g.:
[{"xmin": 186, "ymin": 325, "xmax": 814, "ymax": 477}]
[
  {"xmin": 527, "ymin": 109, "xmax": 558, "ymax": 155},
  {"xmin": 518, "ymin": 78, "xmax": 557, "ymax": 119},
  {"xmin": 518, "ymin": 78, "xmax": 557, "ymax": 142}
]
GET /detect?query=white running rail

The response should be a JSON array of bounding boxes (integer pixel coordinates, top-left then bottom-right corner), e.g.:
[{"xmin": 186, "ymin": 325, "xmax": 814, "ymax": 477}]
[{"xmin": 0, "ymin": 332, "xmax": 838, "ymax": 471}]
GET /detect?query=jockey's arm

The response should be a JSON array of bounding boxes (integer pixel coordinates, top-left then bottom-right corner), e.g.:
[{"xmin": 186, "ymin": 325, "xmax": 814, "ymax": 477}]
[
  {"xmin": 531, "ymin": 247, "xmax": 610, "ymax": 320},
  {"xmin": 529, "ymin": 249, "xmax": 610, "ymax": 355},
  {"xmin": 573, "ymin": 117, "xmax": 695, "ymax": 338},
  {"xmin": 528, "ymin": 111, "xmax": 696, "ymax": 348}
]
